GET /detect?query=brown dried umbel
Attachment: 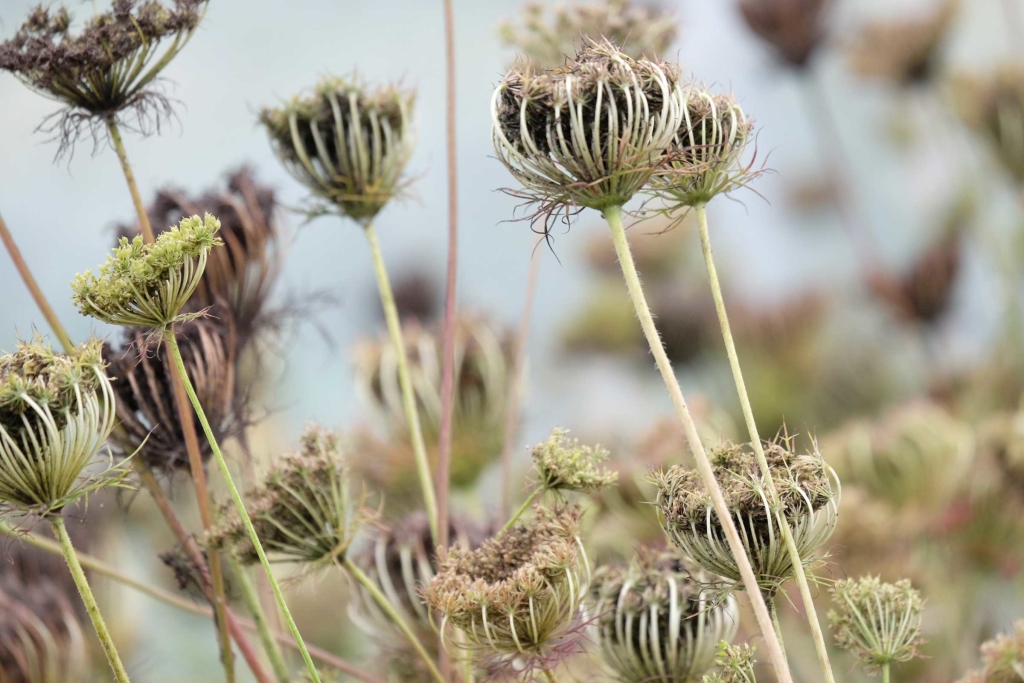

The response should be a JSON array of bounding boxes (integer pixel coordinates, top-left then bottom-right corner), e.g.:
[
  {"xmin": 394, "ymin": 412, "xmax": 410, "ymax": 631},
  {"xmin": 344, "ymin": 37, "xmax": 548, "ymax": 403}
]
[
  {"xmin": 872, "ymin": 228, "xmax": 962, "ymax": 325},
  {"xmin": 104, "ymin": 313, "xmax": 243, "ymax": 477},
  {"xmin": 0, "ymin": 1, "xmax": 206, "ymax": 152},
  {"xmin": 848, "ymin": 0, "xmax": 958, "ymax": 87},
  {"xmin": 118, "ymin": 168, "xmax": 282, "ymax": 345},
  {"xmin": 738, "ymin": 0, "xmax": 831, "ymax": 70},
  {"xmin": 498, "ymin": 0, "xmax": 678, "ymax": 69}
]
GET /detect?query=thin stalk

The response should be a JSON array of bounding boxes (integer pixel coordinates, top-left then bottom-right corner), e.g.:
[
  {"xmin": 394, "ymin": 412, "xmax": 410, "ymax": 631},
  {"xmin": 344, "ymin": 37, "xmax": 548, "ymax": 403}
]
[
  {"xmin": 882, "ymin": 663, "xmax": 891, "ymax": 683},
  {"xmin": 695, "ymin": 203, "xmax": 836, "ymax": 683},
  {"xmin": 499, "ymin": 236, "xmax": 543, "ymax": 518},
  {"xmin": 164, "ymin": 331, "xmax": 323, "ymax": 683},
  {"xmin": 106, "ymin": 117, "xmax": 155, "ymax": 244},
  {"xmin": 0, "ymin": 212, "xmax": 75, "ymax": 352},
  {"xmin": 603, "ymin": 204, "xmax": 793, "ymax": 683},
  {"xmin": 542, "ymin": 669, "xmax": 559, "ymax": 683},
  {"xmin": 229, "ymin": 555, "xmax": 291, "ymax": 683},
  {"xmin": 363, "ymin": 220, "xmax": 439, "ymax": 541},
  {"xmin": 342, "ymin": 559, "xmax": 445, "ymax": 683},
  {"xmin": 49, "ymin": 515, "xmax": 131, "ymax": 683},
  {"xmin": 501, "ymin": 487, "xmax": 542, "ymax": 533},
  {"xmin": 768, "ymin": 595, "xmax": 788, "ymax": 660}
]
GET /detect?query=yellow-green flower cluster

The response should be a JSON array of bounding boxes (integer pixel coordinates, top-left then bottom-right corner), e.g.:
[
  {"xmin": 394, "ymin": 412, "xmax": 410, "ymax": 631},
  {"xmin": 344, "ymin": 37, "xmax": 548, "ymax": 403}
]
[
  {"xmin": 703, "ymin": 642, "xmax": 758, "ymax": 683},
  {"xmin": 532, "ymin": 428, "xmax": 618, "ymax": 494}
]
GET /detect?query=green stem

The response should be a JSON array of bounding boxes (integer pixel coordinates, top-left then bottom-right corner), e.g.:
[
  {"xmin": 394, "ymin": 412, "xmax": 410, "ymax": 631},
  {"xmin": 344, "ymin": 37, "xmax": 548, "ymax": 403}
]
[
  {"xmin": 603, "ymin": 204, "xmax": 793, "ymax": 683},
  {"xmin": 49, "ymin": 515, "xmax": 131, "ymax": 683},
  {"xmin": 695, "ymin": 203, "xmax": 836, "ymax": 683},
  {"xmin": 164, "ymin": 331, "xmax": 322, "ymax": 683},
  {"xmin": 363, "ymin": 220, "xmax": 439, "ymax": 541},
  {"xmin": 542, "ymin": 669, "xmax": 559, "ymax": 683},
  {"xmin": 882, "ymin": 663, "xmax": 891, "ymax": 683},
  {"xmin": 342, "ymin": 559, "xmax": 445, "ymax": 683},
  {"xmin": 106, "ymin": 117, "xmax": 155, "ymax": 244},
  {"xmin": 501, "ymin": 487, "xmax": 542, "ymax": 533},
  {"xmin": 768, "ymin": 594, "xmax": 788, "ymax": 661},
  {"xmin": 229, "ymin": 555, "xmax": 291, "ymax": 683}
]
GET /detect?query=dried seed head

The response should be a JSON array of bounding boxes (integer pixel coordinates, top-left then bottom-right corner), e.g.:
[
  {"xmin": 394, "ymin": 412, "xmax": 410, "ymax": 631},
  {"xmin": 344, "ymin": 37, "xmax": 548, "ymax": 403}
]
[
  {"xmin": 531, "ymin": 428, "xmax": 618, "ymax": 495},
  {"xmin": 703, "ymin": 642, "xmax": 758, "ymax": 683},
  {"xmin": 492, "ymin": 38, "xmax": 683, "ymax": 227},
  {"xmin": 872, "ymin": 220, "xmax": 963, "ymax": 326},
  {"xmin": 498, "ymin": 0, "xmax": 678, "ymax": 69},
  {"xmin": 103, "ymin": 314, "xmax": 243, "ymax": 478},
  {"xmin": 259, "ymin": 75, "xmax": 415, "ymax": 223},
  {"xmin": 952, "ymin": 67, "xmax": 1024, "ymax": 185},
  {"xmin": 738, "ymin": 0, "xmax": 831, "ymax": 70},
  {"xmin": 0, "ymin": 1, "xmax": 206, "ymax": 155},
  {"xmin": 848, "ymin": 0, "xmax": 957, "ymax": 86},
  {"xmin": 72, "ymin": 214, "xmax": 222, "ymax": 330},
  {"xmin": 956, "ymin": 620, "xmax": 1024, "ymax": 683},
  {"xmin": 208, "ymin": 424, "xmax": 371, "ymax": 567},
  {"xmin": 0, "ymin": 337, "xmax": 124, "ymax": 515},
  {"xmin": 423, "ymin": 506, "xmax": 589, "ymax": 667},
  {"xmin": 590, "ymin": 549, "xmax": 738, "ymax": 683},
  {"xmin": 828, "ymin": 576, "xmax": 925, "ymax": 676},
  {"xmin": 653, "ymin": 436, "xmax": 840, "ymax": 593},
  {"xmin": 649, "ymin": 88, "xmax": 757, "ymax": 210}
]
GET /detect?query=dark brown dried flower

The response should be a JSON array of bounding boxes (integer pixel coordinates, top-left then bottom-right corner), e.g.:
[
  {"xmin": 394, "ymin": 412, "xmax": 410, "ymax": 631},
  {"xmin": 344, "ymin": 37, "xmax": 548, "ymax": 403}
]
[
  {"xmin": 382, "ymin": 270, "xmax": 441, "ymax": 324},
  {"xmin": 738, "ymin": 0, "xmax": 831, "ymax": 70},
  {"xmin": 0, "ymin": 1, "xmax": 206, "ymax": 152},
  {"xmin": 872, "ymin": 228, "xmax": 962, "ymax": 325},
  {"xmin": 104, "ymin": 313, "xmax": 244, "ymax": 477},
  {"xmin": 0, "ymin": 572, "xmax": 87, "ymax": 682},
  {"xmin": 848, "ymin": 0, "xmax": 958, "ymax": 87}
]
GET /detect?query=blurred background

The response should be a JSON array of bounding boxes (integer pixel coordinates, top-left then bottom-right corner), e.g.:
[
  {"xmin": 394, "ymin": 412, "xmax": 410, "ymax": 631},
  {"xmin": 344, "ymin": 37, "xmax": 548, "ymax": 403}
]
[{"xmin": 2, "ymin": 0, "xmax": 1024, "ymax": 680}]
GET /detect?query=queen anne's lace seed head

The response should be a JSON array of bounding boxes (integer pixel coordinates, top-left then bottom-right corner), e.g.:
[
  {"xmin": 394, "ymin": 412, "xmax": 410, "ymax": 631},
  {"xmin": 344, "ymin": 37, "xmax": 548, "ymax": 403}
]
[
  {"xmin": 492, "ymin": 38, "xmax": 683, "ymax": 227},
  {"xmin": 590, "ymin": 549, "xmax": 738, "ymax": 683},
  {"xmin": 0, "ymin": 338, "xmax": 122, "ymax": 516},
  {"xmin": 738, "ymin": 0, "xmax": 830, "ymax": 70},
  {"xmin": 703, "ymin": 642, "xmax": 758, "ymax": 683},
  {"xmin": 0, "ymin": 572, "xmax": 88, "ymax": 681},
  {"xmin": 653, "ymin": 436, "xmax": 840, "ymax": 594},
  {"xmin": 828, "ymin": 576, "xmax": 925, "ymax": 676},
  {"xmin": 72, "ymin": 213, "xmax": 222, "ymax": 331},
  {"xmin": 259, "ymin": 76, "xmax": 415, "ymax": 223},
  {"xmin": 531, "ymin": 428, "xmax": 618, "ymax": 495}
]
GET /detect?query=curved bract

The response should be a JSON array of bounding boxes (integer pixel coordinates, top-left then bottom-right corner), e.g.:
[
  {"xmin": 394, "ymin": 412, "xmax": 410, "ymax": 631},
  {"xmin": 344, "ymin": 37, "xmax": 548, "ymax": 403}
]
[{"xmin": 828, "ymin": 576, "xmax": 924, "ymax": 675}]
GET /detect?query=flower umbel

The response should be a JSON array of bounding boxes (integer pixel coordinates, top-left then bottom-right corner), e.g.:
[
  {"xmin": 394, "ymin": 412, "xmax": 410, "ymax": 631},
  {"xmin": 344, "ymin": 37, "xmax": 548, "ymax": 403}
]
[
  {"xmin": 703, "ymin": 642, "xmax": 758, "ymax": 683},
  {"xmin": 0, "ymin": 337, "xmax": 122, "ymax": 515},
  {"xmin": 259, "ymin": 75, "xmax": 415, "ymax": 223},
  {"xmin": 72, "ymin": 213, "xmax": 222, "ymax": 330},
  {"xmin": 956, "ymin": 620, "xmax": 1024, "ymax": 683},
  {"xmin": 828, "ymin": 576, "xmax": 925, "ymax": 676},
  {"xmin": 590, "ymin": 549, "xmax": 738, "ymax": 683},
  {"xmin": 738, "ymin": 0, "xmax": 831, "ymax": 70},
  {"xmin": 531, "ymin": 428, "xmax": 618, "ymax": 495},
  {"xmin": 653, "ymin": 436, "xmax": 840, "ymax": 592}
]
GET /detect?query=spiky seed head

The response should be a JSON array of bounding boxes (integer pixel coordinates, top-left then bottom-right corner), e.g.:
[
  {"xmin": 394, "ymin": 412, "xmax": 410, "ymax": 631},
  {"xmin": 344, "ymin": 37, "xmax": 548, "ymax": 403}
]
[
  {"xmin": 0, "ymin": 573, "xmax": 89, "ymax": 681},
  {"xmin": 590, "ymin": 549, "xmax": 738, "ymax": 683},
  {"xmin": 259, "ymin": 75, "xmax": 415, "ymax": 223},
  {"xmin": 956, "ymin": 620, "xmax": 1024, "ymax": 683},
  {"xmin": 0, "ymin": 337, "xmax": 125, "ymax": 516},
  {"xmin": 0, "ymin": 1, "xmax": 206, "ymax": 155},
  {"xmin": 847, "ymin": 0, "xmax": 958, "ymax": 86},
  {"xmin": 828, "ymin": 576, "xmax": 925, "ymax": 676},
  {"xmin": 653, "ymin": 436, "xmax": 840, "ymax": 593},
  {"xmin": 531, "ymin": 428, "xmax": 617, "ymax": 495},
  {"xmin": 208, "ymin": 424, "xmax": 371, "ymax": 567},
  {"xmin": 423, "ymin": 505, "xmax": 589, "ymax": 668},
  {"xmin": 702, "ymin": 642, "xmax": 758, "ymax": 683},
  {"xmin": 648, "ymin": 88, "xmax": 756, "ymax": 210},
  {"xmin": 72, "ymin": 214, "xmax": 222, "ymax": 330},
  {"xmin": 738, "ymin": 0, "xmax": 831, "ymax": 70},
  {"xmin": 498, "ymin": 0, "xmax": 678, "ymax": 69},
  {"xmin": 491, "ymin": 37, "xmax": 683, "ymax": 225}
]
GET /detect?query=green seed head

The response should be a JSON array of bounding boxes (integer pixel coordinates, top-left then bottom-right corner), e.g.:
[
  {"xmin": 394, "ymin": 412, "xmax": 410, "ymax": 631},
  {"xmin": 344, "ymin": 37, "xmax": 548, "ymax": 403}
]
[
  {"xmin": 702, "ymin": 642, "xmax": 758, "ymax": 683},
  {"xmin": 531, "ymin": 428, "xmax": 618, "ymax": 495}
]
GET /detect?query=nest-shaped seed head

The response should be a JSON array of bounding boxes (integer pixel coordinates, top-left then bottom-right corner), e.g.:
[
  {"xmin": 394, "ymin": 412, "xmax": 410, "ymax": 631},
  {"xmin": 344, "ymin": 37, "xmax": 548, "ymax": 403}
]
[
  {"xmin": 956, "ymin": 620, "xmax": 1024, "ymax": 683},
  {"xmin": 738, "ymin": 0, "xmax": 831, "ymax": 70},
  {"xmin": 0, "ymin": 337, "xmax": 126, "ymax": 516},
  {"xmin": 848, "ymin": 0, "xmax": 957, "ymax": 86},
  {"xmin": 259, "ymin": 75, "xmax": 415, "ymax": 223},
  {"xmin": 423, "ymin": 505, "xmax": 589, "ymax": 667},
  {"xmin": 72, "ymin": 213, "xmax": 222, "ymax": 330},
  {"xmin": 208, "ymin": 424, "xmax": 372, "ymax": 567},
  {"xmin": 498, "ymin": 0, "xmax": 678, "ymax": 69},
  {"xmin": 703, "ymin": 641, "xmax": 758, "ymax": 683},
  {"xmin": 653, "ymin": 437, "xmax": 840, "ymax": 593},
  {"xmin": 590, "ymin": 548, "xmax": 738, "ymax": 683},
  {"xmin": 828, "ymin": 576, "xmax": 925, "ymax": 676},
  {"xmin": 531, "ymin": 428, "xmax": 618, "ymax": 495},
  {"xmin": 0, "ymin": 1, "xmax": 206, "ymax": 155},
  {"xmin": 648, "ymin": 88, "xmax": 757, "ymax": 210},
  {"xmin": 492, "ymin": 37, "xmax": 683, "ymax": 227}
]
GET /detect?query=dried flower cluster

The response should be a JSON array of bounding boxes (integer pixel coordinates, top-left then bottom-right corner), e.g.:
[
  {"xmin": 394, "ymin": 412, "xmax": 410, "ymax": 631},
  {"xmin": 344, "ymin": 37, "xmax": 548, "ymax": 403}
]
[
  {"xmin": 848, "ymin": 0, "xmax": 958, "ymax": 86},
  {"xmin": 0, "ymin": 572, "xmax": 88, "ymax": 681},
  {"xmin": 531, "ymin": 428, "xmax": 618, "ymax": 494},
  {"xmin": 828, "ymin": 576, "xmax": 925, "ymax": 675},
  {"xmin": 738, "ymin": 0, "xmax": 831, "ymax": 69}
]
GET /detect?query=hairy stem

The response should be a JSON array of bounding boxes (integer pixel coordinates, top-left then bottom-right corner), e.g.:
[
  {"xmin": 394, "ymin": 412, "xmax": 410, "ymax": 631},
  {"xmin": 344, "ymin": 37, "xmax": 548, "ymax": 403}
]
[
  {"xmin": 165, "ymin": 331, "xmax": 322, "ymax": 683},
  {"xmin": 363, "ymin": 220, "xmax": 439, "ymax": 541},
  {"xmin": 501, "ymin": 486, "xmax": 542, "ymax": 533},
  {"xmin": 603, "ymin": 204, "xmax": 793, "ymax": 683},
  {"xmin": 229, "ymin": 554, "xmax": 291, "ymax": 683},
  {"xmin": 106, "ymin": 117, "xmax": 155, "ymax": 244},
  {"xmin": 768, "ymin": 594, "xmax": 788, "ymax": 661},
  {"xmin": 49, "ymin": 515, "xmax": 131, "ymax": 683},
  {"xmin": 696, "ymin": 203, "xmax": 836, "ymax": 683},
  {"xmin": 343, "ymin": 559, "xmax": 445, "ymax": 683}
]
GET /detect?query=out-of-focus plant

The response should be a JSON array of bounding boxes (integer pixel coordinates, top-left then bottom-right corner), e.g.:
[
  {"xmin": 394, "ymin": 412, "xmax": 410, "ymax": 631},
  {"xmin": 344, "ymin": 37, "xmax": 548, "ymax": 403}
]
[{"xmin": 956, "ymin": 620, "xmax": 1024, "ymax": 682}]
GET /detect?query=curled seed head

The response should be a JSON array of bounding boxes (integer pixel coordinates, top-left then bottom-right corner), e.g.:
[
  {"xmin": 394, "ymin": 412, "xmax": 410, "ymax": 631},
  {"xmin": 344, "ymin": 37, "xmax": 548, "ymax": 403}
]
[
  {"xmin": 72, "ymin": 213, "xmax": 222, "ymax": 330},
  {"xmin": 738, "ymin": 0, "xmax": 831, "ymax": 70},
  {"xmin": 0, "ymin": 337, "xmax": 123, "ymax": 515},
  {"xmin": 848, "ymin": 0, "xmax": 958, "ymax": 86},
  {"xmin": 653, "ymin": 435, "xmax": 840, "ymax": 593},
  {"xmin": 590, "ymin": 548, "xmax": 738, "ymax": 683},
  {"xmin": 259, "ymin": 75, "xmax": 415, "ymax": 223},
  {"xmin": 531, "ymin": 428, "xmax": 618, "ymax": 495},
  {"xmin": 828, "ymin": 576, "xmax": 925, "ymax": 676},
  {"xmin": 956, "ymin": 620, "xmax": 1024, "ymax": 683}
]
